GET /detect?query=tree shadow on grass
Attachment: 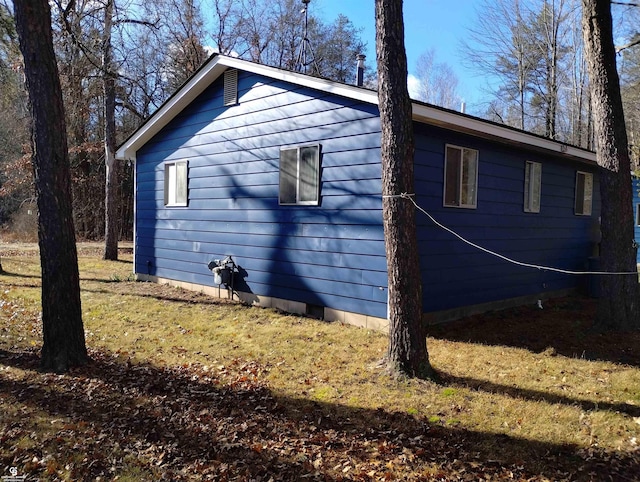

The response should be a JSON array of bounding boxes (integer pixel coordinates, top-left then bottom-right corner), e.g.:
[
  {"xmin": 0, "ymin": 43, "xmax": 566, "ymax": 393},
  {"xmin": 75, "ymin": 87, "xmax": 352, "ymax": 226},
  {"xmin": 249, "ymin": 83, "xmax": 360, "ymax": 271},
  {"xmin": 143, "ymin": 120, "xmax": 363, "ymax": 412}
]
[
  {"xmin": 1, "ymin": 264, "xmax": 131, "ymax": 285},
  {"xmin": 0, "ymin": 276, "xmax": 141, "ymax": 291},
  {"xmin": 83, "ymin": 258, "xmax": 133, "ymax": 265},
  {"xmin": 78, "ymin": 284, "xmax": 243, "ymax": 306},
  {"xmin": 0, "ymin": 278, "xmax": 257, "ymax": 322},
  {"xmin": 0, "ymin": 271, "xmax": 40, "ymax": 280},
  {"xmin": 428, "ymin": 296, "xmax": 640, "ymax": 367},
  {"xmin": 1, "ymin": 347, "xmax": 638, "ymax": 481},
  {"xmin": 440, "ymin": 372, "xmax": 640, "ymax": 417}
]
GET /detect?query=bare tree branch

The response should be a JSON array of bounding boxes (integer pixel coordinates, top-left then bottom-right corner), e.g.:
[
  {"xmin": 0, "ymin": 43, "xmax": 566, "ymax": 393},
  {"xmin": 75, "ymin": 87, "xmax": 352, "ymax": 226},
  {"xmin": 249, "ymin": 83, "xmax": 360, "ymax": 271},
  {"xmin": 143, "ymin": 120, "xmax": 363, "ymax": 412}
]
[
  {"xmin": 616, "ymin": 35, "xmax": 640, "ymax": 53},
  {"xmin": 53, "ymin": 0, "xmax": 103, "ymax": 73},
  {"xmin": 612, "ymin": 1, "xmax": 640, "ymax": 6},
  {"xmin": 114, "ymin": 18, "xmax": 159, "ymax": 28}
]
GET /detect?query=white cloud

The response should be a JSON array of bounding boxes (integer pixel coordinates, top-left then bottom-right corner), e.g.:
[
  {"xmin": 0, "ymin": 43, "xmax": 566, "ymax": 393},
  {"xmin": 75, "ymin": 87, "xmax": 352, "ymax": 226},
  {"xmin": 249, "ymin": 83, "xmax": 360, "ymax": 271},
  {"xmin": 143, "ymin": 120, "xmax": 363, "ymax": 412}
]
[{"xmin": 407, "ymin": 74, "xmax": 421, "ymax": 100}]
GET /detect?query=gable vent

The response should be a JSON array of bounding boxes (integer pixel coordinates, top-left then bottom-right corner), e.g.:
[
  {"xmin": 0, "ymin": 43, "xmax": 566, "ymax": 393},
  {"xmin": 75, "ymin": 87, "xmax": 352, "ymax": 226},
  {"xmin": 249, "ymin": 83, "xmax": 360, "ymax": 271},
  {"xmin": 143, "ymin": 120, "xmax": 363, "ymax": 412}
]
[{"xmin": 223, "ymin": 69, "xmax": 238, "ymax": 106}]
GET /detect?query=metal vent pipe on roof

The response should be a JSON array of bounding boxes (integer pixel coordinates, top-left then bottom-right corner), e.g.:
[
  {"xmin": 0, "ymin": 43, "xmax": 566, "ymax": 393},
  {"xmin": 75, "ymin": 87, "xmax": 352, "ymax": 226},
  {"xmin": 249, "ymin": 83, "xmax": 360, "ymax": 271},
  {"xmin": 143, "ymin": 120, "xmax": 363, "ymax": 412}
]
[{"xmin": 355, "ymin": 54, "xmax": 365, "ymax": 87}]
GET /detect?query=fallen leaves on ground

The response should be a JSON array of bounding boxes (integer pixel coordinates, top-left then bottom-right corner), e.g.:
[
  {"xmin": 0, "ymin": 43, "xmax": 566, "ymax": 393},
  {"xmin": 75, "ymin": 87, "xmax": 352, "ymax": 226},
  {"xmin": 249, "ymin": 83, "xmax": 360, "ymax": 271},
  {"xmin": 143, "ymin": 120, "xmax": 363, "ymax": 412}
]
[{"xmin": 1, "ymin": 346, "xmax": 638, "ymax": 481}]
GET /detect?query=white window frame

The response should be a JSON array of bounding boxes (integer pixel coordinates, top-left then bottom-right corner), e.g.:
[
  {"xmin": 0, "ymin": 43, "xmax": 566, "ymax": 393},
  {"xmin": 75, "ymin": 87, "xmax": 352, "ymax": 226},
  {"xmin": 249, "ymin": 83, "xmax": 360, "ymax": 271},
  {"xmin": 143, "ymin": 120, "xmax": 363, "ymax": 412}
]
[
  {"xmin": 524, "ymin": 161, "xmax": 542, "ymax": 213},
  {"xmin": 164, "ymin": 160, "xmax": 188, "ymax": 207},
  {"xmin": 279, "ymin": 144, "xmax": 321, "ymax": 206},
  {"xmin": 575, "ymin": 171, "xmax": 593, "ymax": 216},
  {"xmin": 443, "ymin": 144, "xmax": 479, "ymax": 209}
]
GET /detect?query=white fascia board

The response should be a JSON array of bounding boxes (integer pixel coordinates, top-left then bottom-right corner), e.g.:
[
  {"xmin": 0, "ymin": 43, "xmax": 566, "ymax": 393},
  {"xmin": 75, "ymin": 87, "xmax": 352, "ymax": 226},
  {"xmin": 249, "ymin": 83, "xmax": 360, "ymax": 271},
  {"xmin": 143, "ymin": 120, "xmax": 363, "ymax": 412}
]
[
  {"xmin": 115, "ymin": 56, "xmax": 379, "ymax": 161},
  {"xmin": 116, "ymin": 54, "xmax": 595, "ymax": 166},
  {"xmin": 411, "ymin": 103, "xmax": 597, "ymax": 164},
  {"xmin": 220, "ymin": 56, "xmax": 380, "ymax": 105},
  {"xmin": 116, "ymin": 58, "xmax": 228, "ymax": 160}
]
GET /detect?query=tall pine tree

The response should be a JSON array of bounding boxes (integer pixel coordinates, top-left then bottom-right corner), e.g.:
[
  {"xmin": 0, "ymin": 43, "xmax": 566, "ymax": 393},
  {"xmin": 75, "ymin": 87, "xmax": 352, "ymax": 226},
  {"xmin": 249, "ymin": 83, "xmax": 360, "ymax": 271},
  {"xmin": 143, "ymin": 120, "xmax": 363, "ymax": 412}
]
[
  {"xmin": 14, "ymin": 0, "xmax": 88, "ymax": 371},
  {"xmin": 582, "ymin": 0, "xmax": 640, "ymax": 331},
  {"xmin": 375, "ymin": 0, "xmax": 434, "ymax": 378}
]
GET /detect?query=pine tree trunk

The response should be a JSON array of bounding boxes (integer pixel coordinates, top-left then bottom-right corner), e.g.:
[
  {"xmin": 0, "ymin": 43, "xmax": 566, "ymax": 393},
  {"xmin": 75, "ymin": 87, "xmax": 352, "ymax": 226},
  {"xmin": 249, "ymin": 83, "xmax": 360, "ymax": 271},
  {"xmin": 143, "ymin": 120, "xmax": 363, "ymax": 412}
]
[
  {"xmin": 103, "ymin": 0, "xmax": 119, "ymax": 260},
  {"xmin": 14, "ymin": 0, "xmax": 88, "ymax": 371},
  {"xmin": 375, "ymin": 0, "xmax": 433, "ymax": 378},
  {"xmin": 582, "ymin": 0, "xmax": 640, "ymax": 331}
]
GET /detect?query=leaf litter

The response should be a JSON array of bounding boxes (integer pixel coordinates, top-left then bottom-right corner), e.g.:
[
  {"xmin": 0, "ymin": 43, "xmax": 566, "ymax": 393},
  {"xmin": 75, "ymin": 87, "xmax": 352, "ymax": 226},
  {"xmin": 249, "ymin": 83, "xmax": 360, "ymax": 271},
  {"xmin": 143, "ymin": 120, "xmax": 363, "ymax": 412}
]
[
  {"xmin": 1, "ymin": 249, "xmax": 640, "ymax": 480},
  {"xmin": 1, "ymin": 345, "xmax": 638, "ymax": 481}
]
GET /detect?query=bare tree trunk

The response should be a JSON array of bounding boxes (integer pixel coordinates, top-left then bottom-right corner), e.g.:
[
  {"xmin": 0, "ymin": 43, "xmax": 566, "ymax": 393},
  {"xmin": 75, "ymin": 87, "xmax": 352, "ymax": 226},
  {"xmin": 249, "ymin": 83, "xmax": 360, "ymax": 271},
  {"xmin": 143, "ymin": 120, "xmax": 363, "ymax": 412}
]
[
  {"xmin": 375, "ymin": 0, "xmax": 434, "ymax": 378},
  {"xmin": 546, "ymin": 49, "xmax": 558, "ymax": 138},
  {"xmin": 582, "ymin": 0, "xmax": 640, "ymax": 331},
  {"xmin": 516, "ymin": 2, "xmax": 528, "ymax": 131},
  {"xmin": 14, "ymin": 0, "xmax": 88, "ymax": 371},
  {"xmin": 103, "ymin": 0, "xmax": 119, "ymax": 260},
  {"xmin": 544, "ymin": 0, "xmax": 561, "ymax": 140}
]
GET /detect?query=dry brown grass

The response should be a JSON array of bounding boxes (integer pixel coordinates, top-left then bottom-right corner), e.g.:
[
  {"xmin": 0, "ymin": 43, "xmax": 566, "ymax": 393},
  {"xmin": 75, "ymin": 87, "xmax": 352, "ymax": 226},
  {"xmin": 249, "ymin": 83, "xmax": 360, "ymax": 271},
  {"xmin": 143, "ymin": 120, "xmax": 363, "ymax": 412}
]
[{"xmin": 1, "ymin": 244, "xmax": 639, "ymax": 480}]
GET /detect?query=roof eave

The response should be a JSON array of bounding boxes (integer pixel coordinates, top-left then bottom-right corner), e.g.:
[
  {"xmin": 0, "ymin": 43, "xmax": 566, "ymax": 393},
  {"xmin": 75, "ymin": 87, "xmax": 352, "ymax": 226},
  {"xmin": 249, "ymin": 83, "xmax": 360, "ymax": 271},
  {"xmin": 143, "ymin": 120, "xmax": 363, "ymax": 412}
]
[
  {"xmin": 116, "ymin": 57, "xmax": 228, "ymax": 160},
  {"xmin": 116, "ymin": 54, "xmax": 596, "ymax": 166},
  {"xmin": 411, "ymin": 103, "xmax": 597, "ymax": 165},
  {"xmin": 115, "ymin": 56, "xmax": 379, "ymax": 161}
]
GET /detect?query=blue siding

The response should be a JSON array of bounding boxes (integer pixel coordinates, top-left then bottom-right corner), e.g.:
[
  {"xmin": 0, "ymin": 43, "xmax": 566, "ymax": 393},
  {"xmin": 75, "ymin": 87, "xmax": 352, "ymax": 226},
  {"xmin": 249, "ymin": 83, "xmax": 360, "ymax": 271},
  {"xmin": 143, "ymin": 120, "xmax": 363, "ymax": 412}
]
[
  {"xmin": 134, "ymin": 66, "xmax": 602, "ymax": 320},
  {"xmin": 414, "ymin": 123, "xmax": 600, "ymax": 312},
  {"xmin": 135, "ymin": 71, "xmax": 387, "ymax": 318}
]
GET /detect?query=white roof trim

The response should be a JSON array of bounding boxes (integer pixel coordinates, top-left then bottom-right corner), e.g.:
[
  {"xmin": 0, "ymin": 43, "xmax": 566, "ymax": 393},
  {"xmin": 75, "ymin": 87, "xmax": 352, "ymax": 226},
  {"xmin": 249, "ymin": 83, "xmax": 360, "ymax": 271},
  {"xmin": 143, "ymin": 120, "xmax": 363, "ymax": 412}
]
[
  {"xmin": 116, "ymin": 58, "xmax": 226, "ymax": 161},
  {"xmin": 116, "ymin": 54, "xmax": 596, "ymax": 165},
  {"xmin": 411, "ymin": 103, "xmax": 597, "ymax": 163},
  {"xmin": 220, "ymin": 56, "xmax": 379, "ymax": 104}
]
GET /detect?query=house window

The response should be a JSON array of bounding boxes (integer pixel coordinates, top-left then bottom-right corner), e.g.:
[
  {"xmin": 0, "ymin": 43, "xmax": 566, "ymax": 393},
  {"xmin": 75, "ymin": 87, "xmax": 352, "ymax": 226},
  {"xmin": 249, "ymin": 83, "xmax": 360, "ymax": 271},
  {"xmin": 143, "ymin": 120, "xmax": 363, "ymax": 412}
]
[
  {"xmin": 444, "ymin": 144, "xmax": 478, "ymax": 208},
  {"xmin": 524, "ymin": 161, "xmax": 542, "ymax": 213},
  {"xmin": 636, "ymin": 204, "xmax": 640, "ymax": 226},
  {"xmin": 575, "ymin": 171, "xmax": 593, "ymax": 216},
  {"xmin": 164, "ymin": 160, "xmax": 188, "ymax": 207},
  {"xmin": 279, "ymin": 144, "xmax": 321, "ymax": 205},
  {"xmin": 223, "ymin": 69, "xmax": 238, "ymax": 106}
]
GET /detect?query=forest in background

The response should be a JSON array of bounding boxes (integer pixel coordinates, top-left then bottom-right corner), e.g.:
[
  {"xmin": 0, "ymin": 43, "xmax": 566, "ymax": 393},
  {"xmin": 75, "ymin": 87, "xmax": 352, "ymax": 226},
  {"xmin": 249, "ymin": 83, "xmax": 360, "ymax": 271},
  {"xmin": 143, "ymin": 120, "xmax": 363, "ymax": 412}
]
[{"xmin": 0, "ymin": 0, "xmax": 638, "ymax": 241}]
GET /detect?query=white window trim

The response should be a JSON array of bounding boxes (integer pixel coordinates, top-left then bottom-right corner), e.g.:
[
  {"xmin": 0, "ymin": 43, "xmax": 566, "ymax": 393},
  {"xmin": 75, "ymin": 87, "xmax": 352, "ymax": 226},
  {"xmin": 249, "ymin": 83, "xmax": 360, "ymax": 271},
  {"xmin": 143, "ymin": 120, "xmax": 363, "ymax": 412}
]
[
  {"xmin": 443, "ymin": 144, "xmax": 479, "ymax": 209},
  {"xmin": 279, "ymin": 144, "xmax": 321, "ymax": 206},
  {"xmin": 164, "ymin": 160, "xmax": 188, "ymax": 207},
  {"xmin": 524, "ymin": 161, "xmax": 542, "ymax": 213},
  {"xmin": 574, "ymin": 171, "xmax": 593, "ymax": 216}
]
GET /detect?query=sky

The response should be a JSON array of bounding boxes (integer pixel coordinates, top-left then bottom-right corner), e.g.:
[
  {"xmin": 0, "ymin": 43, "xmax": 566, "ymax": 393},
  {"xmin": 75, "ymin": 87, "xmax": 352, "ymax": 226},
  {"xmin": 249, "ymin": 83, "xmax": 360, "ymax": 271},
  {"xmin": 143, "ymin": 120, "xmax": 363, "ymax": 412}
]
[{"xmin": 313, "ymin": 0, "xmax": 487, "ymax": 111}]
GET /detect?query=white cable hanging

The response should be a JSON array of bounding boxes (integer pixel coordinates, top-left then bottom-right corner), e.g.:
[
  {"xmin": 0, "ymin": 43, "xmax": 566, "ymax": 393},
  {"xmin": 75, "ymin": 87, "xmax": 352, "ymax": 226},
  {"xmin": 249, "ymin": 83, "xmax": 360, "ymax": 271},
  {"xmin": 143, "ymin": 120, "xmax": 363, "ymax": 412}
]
[{"xmin": 382, "ymin": 192, "xmax": 639, "ymax": 276}]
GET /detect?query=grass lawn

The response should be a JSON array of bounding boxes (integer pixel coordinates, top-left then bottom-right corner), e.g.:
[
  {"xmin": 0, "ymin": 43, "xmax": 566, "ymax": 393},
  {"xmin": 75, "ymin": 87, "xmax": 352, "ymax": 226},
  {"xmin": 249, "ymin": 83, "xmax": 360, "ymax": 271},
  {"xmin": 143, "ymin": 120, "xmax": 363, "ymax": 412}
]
[{"xmin": 1, "ymin": 244, "xmax": 639, "ymax": 480}]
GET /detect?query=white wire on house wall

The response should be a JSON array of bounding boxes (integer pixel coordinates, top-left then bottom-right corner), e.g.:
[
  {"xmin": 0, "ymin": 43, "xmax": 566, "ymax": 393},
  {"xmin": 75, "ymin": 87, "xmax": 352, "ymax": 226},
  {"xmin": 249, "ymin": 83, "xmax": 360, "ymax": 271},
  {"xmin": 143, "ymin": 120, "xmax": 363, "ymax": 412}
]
[{"xmin": 382, "ymin": 193, "xmax": 639, "ymax": 276}]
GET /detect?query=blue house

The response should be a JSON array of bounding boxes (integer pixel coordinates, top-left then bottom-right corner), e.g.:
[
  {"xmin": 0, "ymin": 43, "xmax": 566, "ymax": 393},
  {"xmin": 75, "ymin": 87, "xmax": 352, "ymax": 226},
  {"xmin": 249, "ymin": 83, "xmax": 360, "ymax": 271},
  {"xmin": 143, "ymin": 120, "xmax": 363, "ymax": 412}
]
[{"xmin": 116, "ymin": 54, "xmax": 600, "ymax": 330}]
